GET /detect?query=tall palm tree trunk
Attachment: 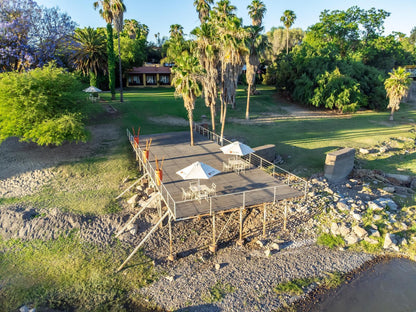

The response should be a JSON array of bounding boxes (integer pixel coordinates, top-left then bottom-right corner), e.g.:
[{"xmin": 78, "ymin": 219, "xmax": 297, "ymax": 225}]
[
  {"xmin": 210, "ymin": 104, "xmax": 216, "ymax": 132},
  {"xmin": 286, "ymin": 27, "xmax": 289, "ymax": 54},
  {"xmin": 107, "ymin": 23, "xmax": 116, "ymax": 100},
  {"xmin": 118, "ymin": 34, "xmax": 123, "ymax": 102},
  {"xmin": 246, "ymin": 83, "xmax": 251, "ymax": 120},
  {"xmin": 390, "ymin": 108, "xmax": 395, "ymax": 121},
  {"xmin": 220, "ymin": 98, "xmax": 227, "ymax": 143},
  {"xmin": 188, "ymin": 108, "xmax": 194, "ymax": 146}
]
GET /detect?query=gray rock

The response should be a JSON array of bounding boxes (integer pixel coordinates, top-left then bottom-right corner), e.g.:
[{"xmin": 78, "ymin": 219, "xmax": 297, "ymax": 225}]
[
  {"xmin": 351, "ymin": 213, "xmax": 362, "ymax": 221},
  {"xmin": 256, "ymin": 239, "xmax": 267, "ymax": 248},
  {"xmin": 385, "ymin": 173, "xmax": 412, "ymax": 184},
  {"xmin": 264, "ymin": 249, "xmax": 271, "ymax": 257},
  {"xmin": 165, "ymin": 275, "xmax": 175, "ymax": 282},
  {"xmin": 370, "ymin": 229, "xmax": 381, "ymax": 238},
  {"xmin": 359, "ymin": 148, "xmax": 369, "ymax": 154},
  {"xmin": 410, "ymin": 178, "xmax": 416, "ymax": 190},
  {"xmin": 330, "ymin": 222, "xmax": 340, "ymax": 235},
  {"xmin": 337, "ymin": 201, "xmax": 349, "ymax": 211},
  {"xmin": 352, "ymin": 225, "xmax": 368, "ymax": 239},
  {"xmin": 339, "ymin": 224, "xmax": 351, "ymax": 236},
  {"xmin": 215, "ymin": 263, "xmax": 221, "ymax": 271},
  {"xmin": 345, "ymin": 233, "xmax": 360, "ymax": 245},
  {"xmin": 383, "ymin": 233, "xmax": 399, "ymax": 251},
  {"xmin": 127, "ymin": 194, "xmax": 139, "ymax": 205},
  {"xmin": 367, "ymin": 201, "xmax": 383, "ymax": 211},
  {"xmin": 374, "ymin": 198, "xmax": 398, "ymax": 211},
  {"xmin": 270, "ymin": 243, "xmax": 280, "ymax": 251}
]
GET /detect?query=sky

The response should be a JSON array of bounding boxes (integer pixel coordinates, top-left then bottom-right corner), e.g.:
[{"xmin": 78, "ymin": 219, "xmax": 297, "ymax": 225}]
[{"xmin": 35, "ymin": 0, "xmax": 416, "ymax": 41}]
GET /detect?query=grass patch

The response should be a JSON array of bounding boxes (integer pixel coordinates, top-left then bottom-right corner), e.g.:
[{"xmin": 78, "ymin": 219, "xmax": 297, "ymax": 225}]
[
  {"xmin": 274, "ymin": 277, "xmax": 319, "ymax": 296},
  {"xmin": 16, "ymin": 144, "xmax": 138, "ymax": 215},
  {"xmin": 317, "ymin": 233, "xmax": 345, "ymax": 248},
  {"xmin": 0, "ymin": 235, "xmax": 156, "ymax": 311},
  {"xmin": 202, "ymin": 281, "xmax": 236, "ymax": 303}
]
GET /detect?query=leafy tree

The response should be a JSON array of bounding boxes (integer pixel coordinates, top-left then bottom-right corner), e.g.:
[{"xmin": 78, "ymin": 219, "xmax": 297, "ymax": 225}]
[
  {"xmin": 280, "ymin": 10, "xmax": 296, "ymax": 54},
  {"xmin": 409, "ymin": 26, "xmax": 416, "ymax": 45},
  {"xmin": 94, "ymin": 0, "xmax": 116, "ymax": 100},
  {"xmin": 265, "ymin": 27, "xmax": 304, "ymax": 61},
  {"xmin": 0, "ymin": 0, "xmax": 75, "ymax": 71},
  {"xmin": 71, "ymin": 27, "xmax": 107, "ymax": 87},
  {"xmin": 384, "ymin": 67, "xmax": 412, "ymax": 120},
  {"xmin": 311, "ymin": 68, "xmax": 362, "ymax": 112},
  {"xmin": 0, "ymin": 63, "xmax": 90, "ymax": 146},
  {"xmin": 171, "ymin": 51, "xmax": 202, "ymax": 146}
]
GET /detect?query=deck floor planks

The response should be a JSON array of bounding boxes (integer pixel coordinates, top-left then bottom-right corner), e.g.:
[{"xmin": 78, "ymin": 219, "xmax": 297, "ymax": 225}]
[{"xmin": 141, "ymin": 131, "xmax": 303, "ymax": 219}]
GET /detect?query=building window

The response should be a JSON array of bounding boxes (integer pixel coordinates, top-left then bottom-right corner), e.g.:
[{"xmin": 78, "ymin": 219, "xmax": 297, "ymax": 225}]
[{"xmin": 160, "ymin": 75, "xmax": 170, "ymax": 85}]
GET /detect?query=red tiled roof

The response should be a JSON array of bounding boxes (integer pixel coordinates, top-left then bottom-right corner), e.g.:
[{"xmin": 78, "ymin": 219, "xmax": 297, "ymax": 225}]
[{"xmin": 128, "ymin": 66, "xmax": 171, "ymax": 74}]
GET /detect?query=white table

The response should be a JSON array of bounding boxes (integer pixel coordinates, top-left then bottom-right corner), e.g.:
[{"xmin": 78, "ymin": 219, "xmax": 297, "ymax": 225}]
[{"xmin": 228, "ymin": 159, "xmax": 250, "ymax": 174}]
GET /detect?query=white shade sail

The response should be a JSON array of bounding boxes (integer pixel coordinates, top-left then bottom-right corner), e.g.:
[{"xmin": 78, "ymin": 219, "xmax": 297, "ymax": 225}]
[
  {"xmin": 220, "ymin": 141, "xmax": 254, "ymax": 156},
  {"xmin": 176, "ymin": 161, "xmax": 220, "ymax": 180}
]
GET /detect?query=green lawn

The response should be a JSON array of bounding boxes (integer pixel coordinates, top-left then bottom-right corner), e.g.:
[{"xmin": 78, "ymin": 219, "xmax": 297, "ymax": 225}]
[{"xmin": 104, "ymin": 86, "xmax": 416, "ymax": 177}]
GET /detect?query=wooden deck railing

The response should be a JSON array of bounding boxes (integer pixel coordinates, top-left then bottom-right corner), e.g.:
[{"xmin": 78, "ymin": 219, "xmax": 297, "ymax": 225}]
[{"xmin": 194, "ymin": 123, "xmax": 309, "ymax": 197}]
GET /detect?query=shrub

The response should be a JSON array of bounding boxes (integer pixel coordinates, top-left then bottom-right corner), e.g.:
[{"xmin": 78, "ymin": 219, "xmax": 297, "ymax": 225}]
[
  {"xmin": 0, "ymin": 63, "xmax": 91, "ymax": 146},
  {"xmin": 317, "ymin": 233, "xmax": 345, "ymax": 248}
]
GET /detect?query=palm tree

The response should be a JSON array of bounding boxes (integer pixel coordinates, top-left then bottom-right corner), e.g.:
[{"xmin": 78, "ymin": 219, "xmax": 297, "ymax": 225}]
[
  {"xmin": 169, "ymin": 24, "xmax": 184, "ymax": 38},
  {"xmin": 245, "ymin": 27, "xmax": 268, "ymax": 119},
  {"xmin": 93, "ymin": 0, "xmax": 116, "ymax": 100},
  {"xmin": 124, "ymin": 19, "xmax": 139, "ymax": 39},
  {"xmin": 192, "ymin": 22, "xmax": 219, "ymax": 131},
  {"xmin": 71, "ymin": 27, "xmax": 107, "ymax": 87},
  {"xmin": 193, "ymin": 0, "xmax": 214, "ymax": 24},
  {"xmin": 171, "ymin": 51, "xmax": 203, "ymax": 146},
  {"xmin": 384, "ymin": 67, "xmax": 412, "ymax": 121},
  {"xmin": 280, "ymin": 10, "xmax": 296, "ymax": 54},
  {"xmin": 245, "ymin": 0, "xmax": 267, "ymax": 120},
  {"xmin": 111, "ymin": 0, "xmax": 126, "ymax": 103},
  {"xmin": 247, "ymin": 0, "xmax": 266, "ymax": 27}
]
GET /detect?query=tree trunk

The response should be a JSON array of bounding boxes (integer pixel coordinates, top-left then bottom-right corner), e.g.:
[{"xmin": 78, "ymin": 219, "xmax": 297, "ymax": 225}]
[
  {"xmin": 188, "ymin": 108, "xmax": 194, "ymax": 146},
  {"xmin": 286, "ymin": 27, "xmax": 289, "ymax": 54},
  {"xmin": 390, "ymin": 108, "xmax": 395, "ymax": 121},
  {"xmin": 89, "ymin": 71, "xmax": 97, "ymax": 87},
  {"xmin": 210, "ymin": 104, "xmax": 216, "ymax": 132},
  {"xmin": 118, "ymin": 34, "xmax": 123, "ymax": 103},
  {"xmin": 246, "ymin": 83, "xmax": 251, "ymax": 120},
  {"xmin": 106, "ymin": 23, "xmax": 116, "ymax": 100},
  {"xmin": 220, "ymin": 98, "xmax": 227, "ymax": 144}
]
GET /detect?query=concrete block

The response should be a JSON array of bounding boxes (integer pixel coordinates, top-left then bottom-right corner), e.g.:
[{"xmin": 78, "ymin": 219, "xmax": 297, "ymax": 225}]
[{"xmin": 324, "ymin": 148, "xmax": 355, "ymax": 183}]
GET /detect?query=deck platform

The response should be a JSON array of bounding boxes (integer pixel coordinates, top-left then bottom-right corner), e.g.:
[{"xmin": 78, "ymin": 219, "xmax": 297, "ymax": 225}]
[{"xmin": 140, "ymin": 131, "xmax": 304, "ymax": 219}]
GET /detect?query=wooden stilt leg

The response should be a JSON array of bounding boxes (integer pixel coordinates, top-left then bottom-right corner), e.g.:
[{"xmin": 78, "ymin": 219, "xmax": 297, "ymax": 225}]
[
  {"xmin": 209, "ymin": 213, "xmax": 217, "ymax": 253},
  {"xmin": 284, "ymin": 202, "xmax": 287, "ymax": 231},
  {"xmin": 167, "ymin": 215, "xmax": 175, "ymax": 261},
  {"xmin": 237, "ymin": 207, "xmax": 244, "ymax": 246},
  {"xmin": 263, "ymin": 203, "xmax": 267, "ymax": 238}
]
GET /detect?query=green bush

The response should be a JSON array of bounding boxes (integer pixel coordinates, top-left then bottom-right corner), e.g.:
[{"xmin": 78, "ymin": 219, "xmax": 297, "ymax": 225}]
[
  {"xmin": 317, "ymin": 233, "xmax": 345, "ymax": 248},
  {"xmin": 0, "ymin": 63, "xmax": 91, "ymax": 146}
]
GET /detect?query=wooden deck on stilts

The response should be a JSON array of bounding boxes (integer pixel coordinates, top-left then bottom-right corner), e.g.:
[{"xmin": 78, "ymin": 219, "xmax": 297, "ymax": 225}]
[{"xmin": 131, "ymin": 128, "xmax": 306, "ymax": 220}]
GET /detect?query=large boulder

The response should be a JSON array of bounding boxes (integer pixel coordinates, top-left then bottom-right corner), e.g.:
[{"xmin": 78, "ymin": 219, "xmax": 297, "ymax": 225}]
[{"xmin": 324, "ymin": 148, "xmax": 355, "ymax": 183}]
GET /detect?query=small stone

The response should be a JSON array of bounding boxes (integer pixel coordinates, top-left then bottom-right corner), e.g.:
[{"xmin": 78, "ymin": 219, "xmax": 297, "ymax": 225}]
[
  {"xmin": 352, "ymin": 225, "xmax": 368, "ymax": 239},
  {"xmin": 127, "ymin": 194, "xmax": 139, "ymax": 205},
  {"xmin": 330, "ymin": 222, "xmax": 340, "ymax": 235},
  {"xmin": 337, "ymin": 201, "xmax": 349, "ymax": 211},
  {"xmin": 264, "ymin": 249, "xmax": 271, "ymax": 257},
  {"xmin": 374, "ymin": 198, "xmax": 398, "ymax": 211},
  {"xmin": 270, "ymin": 243, "xmax": 280, "ymax": 251},
  {"xmin": 346, "ymin": 183, "xmax": 352, "ymax": 189},
  {"xmin": 370, "ymin": 230, "xmax": 381, "ymax": 237},
  {"xmin": 339, "ymin": 224, "xmax": 351, "ymax": 236},
  {"xmin": 256, "ymin": 239, "xmax": 267, "ymax": 248},
  {"xmin": 359, "ymin": 148, "xmax": 370, "ymax": 154},
  {"xmin": 383, "ymin": 233, "xmax": 398, "ymax": 250},
  {"xmin": 373, "ymin": 214, "xmax": 382, "ymax": 221},
  {"xmin": 368, "ymin": 201, "xmax": 383, "ymax": 211},
  {"xmin": 345, "ymin": 233, "xmax": 360, "ymax": 245},
  {"xmin": 352, "ymin": 213, "xmax": 362, "ymax": 221},
  {"xmin": 165, "ymin": 275, "xmax": 174, "ymax": 282},
  {"xmin": 215, "ymin": 263, "xmax": 221, "ymax": 271}
]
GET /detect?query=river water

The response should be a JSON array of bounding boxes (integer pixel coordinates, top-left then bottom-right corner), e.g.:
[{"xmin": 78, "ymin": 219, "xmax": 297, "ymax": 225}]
[{"xmin": 311, "ymin": 258, "xmax": 416, "ymax": 312}]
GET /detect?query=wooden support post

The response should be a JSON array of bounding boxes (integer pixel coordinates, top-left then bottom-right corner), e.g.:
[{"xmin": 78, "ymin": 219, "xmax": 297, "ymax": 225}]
[
  {"xmin": 115, "ymin": 174, "xmax": 147, "ymax": 200},
  {"xmin": 209, "ymin": 213, "xmax": 217, "ymax": 253},
  {"xmin": 157, "ymin": 200, "xmax": 163, "ymax": 228},
  {"xmin": 283, "ymin": 202, "xmax": 287, "ymax": 231},
  {"xmin": 237, "ymin": 207, "xmax": 244, "ymax": 246},
  {"xmin": 167, "ymin": 215, "xmax": 175, "ymax": 261},
  {"xmin": 117, "ymin": 210, "xmax": 169, "ymax": 272},
  {"xmin": 263, "ymin": 203, "xmax": 267, "ymax": 238}
]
